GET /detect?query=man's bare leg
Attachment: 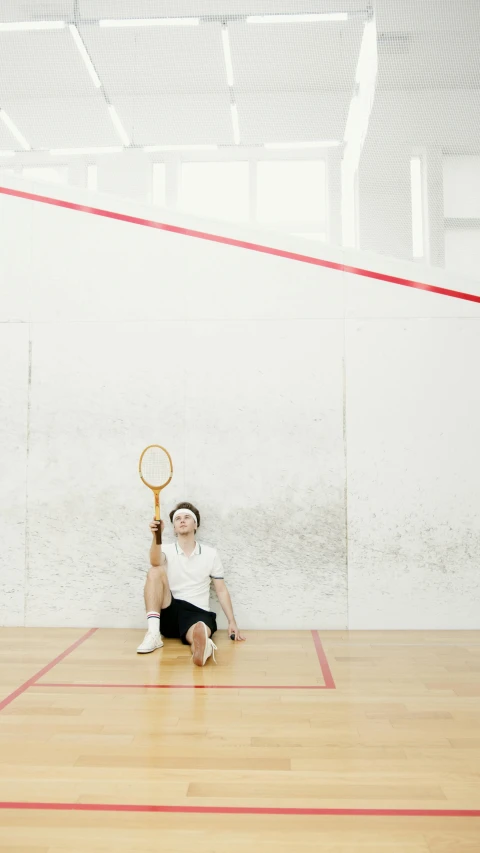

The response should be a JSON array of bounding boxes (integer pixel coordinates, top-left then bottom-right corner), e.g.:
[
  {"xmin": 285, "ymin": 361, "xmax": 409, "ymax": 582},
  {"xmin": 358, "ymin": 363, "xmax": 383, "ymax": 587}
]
[
  {"xmin": 137, "ymin": 566, "xmax": 171, "ymax": 654},
  {"xmin": 144, "ymin": 565, "xmax": 172, "ymax": 613}
]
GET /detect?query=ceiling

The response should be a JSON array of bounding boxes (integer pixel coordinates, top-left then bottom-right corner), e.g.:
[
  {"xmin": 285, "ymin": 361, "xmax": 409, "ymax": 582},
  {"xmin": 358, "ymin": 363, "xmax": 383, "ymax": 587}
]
[{"xmin": 0, "ymin": 0, "xmax": 479, "ymax": 153}]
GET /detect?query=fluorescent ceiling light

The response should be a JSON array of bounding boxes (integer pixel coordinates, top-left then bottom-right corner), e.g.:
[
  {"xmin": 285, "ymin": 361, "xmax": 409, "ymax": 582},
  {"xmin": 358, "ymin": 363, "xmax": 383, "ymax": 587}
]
[
  {"xmin": 50, "ymin": 146, "xmax": 123, "ymax": 155},
  {"xmin": 69, "ymin": 24, "xmax": 101, "ymax": 88},
  {"xmin": 0, "ymin": 150, "xmax": 15, "ymax": 157},
  {"xmin": 230, "ymin": 104, "xmax": 240, "ymax": 145},
  {"xmin": 0, "ymin": 21, "xmax": 66, "ymax": 31},
  {"xmin": 247, "ymin": 13, "xmax": 348, "ymax": 23},
  {"xmin": 0, "ymin": 110, "xmax": 30, "ymax": 150},
  {"xmin": 341, "ymin": 15, "xmax": 377, "ymax": 248},
  {"xmin": 265, "ymin": 140, "xmax": 340, "ymax": 149},
  {"xmin": 144, "ymin": 144, "xmax": 218, "ymax": 151},
  {"xmin": 108, "ymin": 105, "xmax": 130, "ymax": 146},
  {"xmin": 221, "ymin": 26, "xmax": 234, "ymax": 87},
  {"xmin": 343, "ymin": 15, "xmax": 377, "ymax": 170},
  {"xmin": 355, "ymin": 16, "xmax": 377, "ymax": 89},
  {"xmin": 411, "ymin": 157, "xmax": 424, "ymax": 258},
  {"xmin": 99, "ymin": 17, "xmax": 199, "ymax": 27}
]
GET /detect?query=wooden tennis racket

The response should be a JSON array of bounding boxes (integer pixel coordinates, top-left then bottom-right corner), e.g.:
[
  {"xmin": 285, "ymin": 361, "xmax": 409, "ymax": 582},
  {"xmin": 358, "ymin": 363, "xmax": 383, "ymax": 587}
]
[{"xmin": 139, "ymin": 445, "xmax": 173, "ymax": 544}]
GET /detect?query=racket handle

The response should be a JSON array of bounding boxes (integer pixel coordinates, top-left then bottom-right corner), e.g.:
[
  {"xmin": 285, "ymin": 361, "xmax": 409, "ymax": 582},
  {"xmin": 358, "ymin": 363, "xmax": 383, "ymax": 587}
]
[
  {"xmin": 154, "ymin": 492, "xmax": 161, "ymax": 545},
  {"xmin": 230, "ymin": 633, "xmax": 236, "ymax": 641}
]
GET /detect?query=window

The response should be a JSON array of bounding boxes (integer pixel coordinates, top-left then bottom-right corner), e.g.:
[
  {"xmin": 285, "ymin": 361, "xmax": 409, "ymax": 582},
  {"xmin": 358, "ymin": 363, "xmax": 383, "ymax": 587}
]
[
  {"xmin": 179, "ymin": 161, "xmax": 249, "ymax": 222},
  {"xmin": 152, "ymin": 163, "xmax": 166, "ymax": 206},
  {"xmin": 443, "ymin": 155, "xmax": 480, "ymax": 279},
  {"xmin": 445, "ymin": 229, "xmax": 480, "ymax": 281},
  {"xmin": 257, "ymin": 160, "xmax": 326, "ymax": 225},
  {"xmin": 443, "ymin": 156, "xmax": 480, "ymax": 219},
  {"xmin": 22, "ymin": 167, "xmax": 68, "ymax": 185},
  {"xmin": 87, "ymin": 164, "xmax": 98, "ymax": 191}
]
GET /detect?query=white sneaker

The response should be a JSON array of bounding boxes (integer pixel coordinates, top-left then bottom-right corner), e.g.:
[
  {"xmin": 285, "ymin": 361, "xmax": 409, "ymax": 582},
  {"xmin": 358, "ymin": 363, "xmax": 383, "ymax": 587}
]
[
  {"xmin": 192, "ymin": 621, "xmax": 218, "ymax": 667},
  {"xmin": 136, "ymin": 631, "xmax": 164, "ymax": 654}
]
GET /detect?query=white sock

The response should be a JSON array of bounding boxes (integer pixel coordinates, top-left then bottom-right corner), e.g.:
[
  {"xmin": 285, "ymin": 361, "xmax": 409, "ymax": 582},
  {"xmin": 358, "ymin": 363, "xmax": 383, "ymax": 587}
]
[{"xmin": 146, "ymin": 612, "xmax": 160, "ymax": 634}]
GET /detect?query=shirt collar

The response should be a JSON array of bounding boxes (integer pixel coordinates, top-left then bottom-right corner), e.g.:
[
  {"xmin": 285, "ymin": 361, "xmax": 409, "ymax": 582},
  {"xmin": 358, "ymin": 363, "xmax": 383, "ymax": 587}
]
[{"xmin": 175, "ymin": 541, "xmax": 201, "ymax": 556}]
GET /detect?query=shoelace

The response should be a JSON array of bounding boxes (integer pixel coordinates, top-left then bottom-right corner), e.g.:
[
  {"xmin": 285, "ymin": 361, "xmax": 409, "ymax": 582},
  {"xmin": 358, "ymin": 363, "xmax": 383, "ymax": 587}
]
[{"xmin": 143, "ymin": 631, "xmax": 161, "ymax": 644}]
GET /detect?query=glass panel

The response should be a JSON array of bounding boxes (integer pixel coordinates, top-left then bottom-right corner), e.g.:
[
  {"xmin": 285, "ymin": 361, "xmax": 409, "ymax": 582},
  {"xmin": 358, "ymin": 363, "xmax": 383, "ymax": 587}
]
[
  {"xmin": 22, "ymin": 167, "xmax": 68, "ymax": 184},
  {"xmin": 152, "ymin": 163, "xmax": 166, "ymax": 206},
  {"xmin": 257, "ymin": 160, "xmax": 326, "ymax": 224},
  {"xmin": 87, "ymin": 164, "xmax": 98, "ymax": 191},
  {"xmin": 179, "ymin": 161, "xmax": 249, "ymax": 221}
]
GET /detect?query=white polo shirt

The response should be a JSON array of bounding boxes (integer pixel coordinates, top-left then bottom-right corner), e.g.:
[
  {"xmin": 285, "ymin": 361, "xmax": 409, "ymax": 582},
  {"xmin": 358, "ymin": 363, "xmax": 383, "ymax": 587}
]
[{"xmin": 162, "ymin": 541, "xmax": 224, "ymax": 612}]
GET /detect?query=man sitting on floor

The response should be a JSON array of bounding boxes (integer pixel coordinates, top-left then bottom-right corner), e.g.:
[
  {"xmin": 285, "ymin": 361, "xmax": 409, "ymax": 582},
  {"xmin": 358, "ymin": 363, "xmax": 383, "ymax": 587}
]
[{"xmin": 137, "ymin": 501, "xmax": 245, "ymax": 665}]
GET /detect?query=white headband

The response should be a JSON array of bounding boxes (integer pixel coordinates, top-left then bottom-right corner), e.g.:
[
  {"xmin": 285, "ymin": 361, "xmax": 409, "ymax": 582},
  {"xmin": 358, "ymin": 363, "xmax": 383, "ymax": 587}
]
[{"xmin": 173, "ymin": 508, "xmax": 197, "ymax": 526}]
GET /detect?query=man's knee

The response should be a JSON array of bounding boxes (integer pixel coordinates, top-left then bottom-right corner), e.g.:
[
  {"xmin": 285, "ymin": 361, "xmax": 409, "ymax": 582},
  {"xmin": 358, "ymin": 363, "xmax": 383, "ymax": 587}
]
[{"xmin": 146, "ymin": 565, "xmax": 167, "ymax": 586}]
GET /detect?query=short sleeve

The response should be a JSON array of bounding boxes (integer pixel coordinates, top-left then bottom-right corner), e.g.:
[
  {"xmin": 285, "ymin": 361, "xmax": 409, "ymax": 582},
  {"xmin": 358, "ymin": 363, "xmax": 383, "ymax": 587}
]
[
  {"xmin": 161, "ymin": 543, "xmax": 175, "ymax": 562},
  {"xmin": 209, "ymin": 550, "xmax": 224, "ymax": 579}
]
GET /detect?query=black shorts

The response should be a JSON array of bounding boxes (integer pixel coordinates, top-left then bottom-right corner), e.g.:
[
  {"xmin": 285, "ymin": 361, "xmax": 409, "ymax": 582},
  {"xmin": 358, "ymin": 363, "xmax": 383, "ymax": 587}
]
[{"xmin": 160, "ymin": 597, "xmax": 218, "ymax": 645}]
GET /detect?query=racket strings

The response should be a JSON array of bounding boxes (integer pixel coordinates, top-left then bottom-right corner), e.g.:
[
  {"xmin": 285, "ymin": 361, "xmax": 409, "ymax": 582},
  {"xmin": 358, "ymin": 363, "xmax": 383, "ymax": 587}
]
[{"xmin": 141, "ymin": 448, "xmax": 172, "ymax": 488}]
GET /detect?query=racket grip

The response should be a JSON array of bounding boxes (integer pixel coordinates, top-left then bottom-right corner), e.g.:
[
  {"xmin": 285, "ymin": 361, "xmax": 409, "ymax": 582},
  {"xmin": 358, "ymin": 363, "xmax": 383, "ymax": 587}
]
[
  {"xmin": 155, "ymin": 525, "xmax": 162, "ymax": 546},
  {"xmin": 230, "ymin": 633, "xmax": 236, "ymax": 641}
]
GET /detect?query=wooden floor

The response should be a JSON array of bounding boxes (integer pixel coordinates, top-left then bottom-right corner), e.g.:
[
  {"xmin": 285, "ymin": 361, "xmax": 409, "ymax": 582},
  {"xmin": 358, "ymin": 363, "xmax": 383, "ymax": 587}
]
[{"xmin": 1, "ymin": 628, "xmax": 480, "ymax": 852}]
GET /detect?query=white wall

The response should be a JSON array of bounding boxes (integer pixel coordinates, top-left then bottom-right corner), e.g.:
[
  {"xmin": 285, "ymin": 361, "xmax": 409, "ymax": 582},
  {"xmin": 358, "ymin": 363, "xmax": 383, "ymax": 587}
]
[
  {"xmin": 0, "ymin": 325, "xmax": 28, "ymax": 626},
  {"xmin": 1, "ymin": 175, "xmax": 480, "ymax": 630}
]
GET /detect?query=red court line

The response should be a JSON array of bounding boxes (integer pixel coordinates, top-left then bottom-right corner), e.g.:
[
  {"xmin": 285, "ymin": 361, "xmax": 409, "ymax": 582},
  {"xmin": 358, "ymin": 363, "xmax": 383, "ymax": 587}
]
[
  {"xmin": 311, "ymin": 630, "xmax": 336, "ymax": 689},
  {"xmin": 33, "ymin": 683, "xmax": 329, "ymax": 690},
  {"xmin": 0, "ymin": 628, "xmax": 97, "ymax": 713},
  {"xmin": 0, "ymin": 802, "xmax": 479, "ymax": 817},
  {"xmin": 342, "ymin": 263, "xmax": 480, "ymax": 304},
  {"xmin": 33, "ymin": 631, "xmax": 334, "ymax": 691},
  {"xmin": 1, "ymin": 185, "xmax": 480, "ymax": 306}
]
